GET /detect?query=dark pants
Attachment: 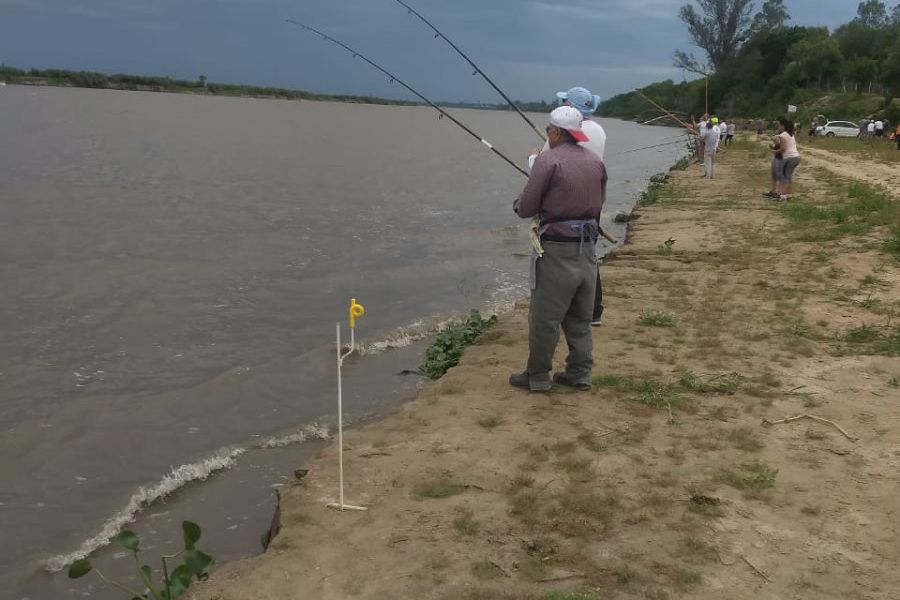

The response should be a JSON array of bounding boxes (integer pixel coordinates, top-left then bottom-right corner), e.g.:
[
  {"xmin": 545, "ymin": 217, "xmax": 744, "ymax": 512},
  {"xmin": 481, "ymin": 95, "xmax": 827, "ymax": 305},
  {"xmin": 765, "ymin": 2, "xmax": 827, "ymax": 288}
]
[
  {"xmin": 593, "ymin": 269, "xmax": 603, "ymax": 321},
  {"xmin": 526, "ymin": 241, "xmax": 596, "ymax": 387}
]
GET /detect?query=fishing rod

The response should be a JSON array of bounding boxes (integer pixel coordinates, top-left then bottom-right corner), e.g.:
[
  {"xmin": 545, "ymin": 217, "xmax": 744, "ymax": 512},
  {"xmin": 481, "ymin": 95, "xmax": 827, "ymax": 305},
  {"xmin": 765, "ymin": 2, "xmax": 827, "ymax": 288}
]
[
  {"xmin": 390, "ymin": 0, "xmax": 546, "ymax": 142},
  {"xmin": 286, "ymin": 19, "xmax": 528, "ymax": 177},
  {"xmin": 635, "ymin": 91, "xmax": 695, "ymax": 132},
  {"xmin": 615, "ymin": 137, "xmax": 693, "ymax": 156}
]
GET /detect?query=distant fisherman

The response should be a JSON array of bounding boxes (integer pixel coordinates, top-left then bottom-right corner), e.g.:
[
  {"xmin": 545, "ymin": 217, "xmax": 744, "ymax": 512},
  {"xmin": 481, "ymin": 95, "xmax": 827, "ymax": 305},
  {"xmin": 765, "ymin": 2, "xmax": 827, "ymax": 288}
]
[{"xmin": 511, "ymin": 106, "xmax": 607, "ymax": 392}]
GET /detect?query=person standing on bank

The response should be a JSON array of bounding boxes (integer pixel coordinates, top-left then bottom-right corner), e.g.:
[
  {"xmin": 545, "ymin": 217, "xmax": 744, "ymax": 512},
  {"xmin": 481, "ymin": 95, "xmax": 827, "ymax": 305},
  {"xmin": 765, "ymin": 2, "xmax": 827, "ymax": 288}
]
[
  {"xmin": 702, "ymin": 121, "xmax": 719, "ymax": 178},
  {"xmin": 528, "ymin": 86, "xmax": 608, "ymax": 326},
  {"xmin": 511, "ymin": 106, "xmax": 608, "ymax": 392}
]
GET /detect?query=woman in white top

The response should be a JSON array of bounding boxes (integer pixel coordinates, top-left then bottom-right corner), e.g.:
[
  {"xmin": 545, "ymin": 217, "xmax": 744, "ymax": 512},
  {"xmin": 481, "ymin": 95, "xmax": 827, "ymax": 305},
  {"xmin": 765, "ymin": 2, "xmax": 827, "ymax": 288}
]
[{"xmin": 773, "ymin": 117, "xmax": 800, "ymax": 202}]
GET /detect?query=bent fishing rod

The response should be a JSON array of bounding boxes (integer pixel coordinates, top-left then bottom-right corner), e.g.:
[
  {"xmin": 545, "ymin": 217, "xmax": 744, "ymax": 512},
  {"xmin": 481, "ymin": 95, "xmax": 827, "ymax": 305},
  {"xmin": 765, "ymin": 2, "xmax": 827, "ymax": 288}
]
[
  {"xmin": 286, "ymin": 19, "xmax": 528, "ymax": 177},
  {"xmin": 390, "ymin": 0, "xmax": 546, "ymax": 142}
]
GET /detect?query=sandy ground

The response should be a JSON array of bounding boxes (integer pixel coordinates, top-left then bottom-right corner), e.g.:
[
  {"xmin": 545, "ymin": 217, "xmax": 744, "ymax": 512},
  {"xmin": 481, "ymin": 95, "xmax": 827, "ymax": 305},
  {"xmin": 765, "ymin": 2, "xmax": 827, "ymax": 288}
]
[
  {"xmin": 799, "ymin": 144, "xmax": 900, "ymax": 190},
  {"xmin": 190, "ymin": 138, "xmax": 899, "ymax": 600}
]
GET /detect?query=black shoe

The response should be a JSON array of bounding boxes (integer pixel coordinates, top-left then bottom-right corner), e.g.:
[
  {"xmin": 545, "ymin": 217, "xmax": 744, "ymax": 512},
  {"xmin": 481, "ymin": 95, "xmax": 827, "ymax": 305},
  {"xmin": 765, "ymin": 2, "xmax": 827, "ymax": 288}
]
[
  {"xmin": 552, "ymin": 372, "xmax": 592, "ymax": 391},
  {"xmin": 509, "ymin": 372, "xmax": 551, "ymax": 392},
  {"xmin": 762, "ymin": 191, "xmax": 778, "ymax": 198}
]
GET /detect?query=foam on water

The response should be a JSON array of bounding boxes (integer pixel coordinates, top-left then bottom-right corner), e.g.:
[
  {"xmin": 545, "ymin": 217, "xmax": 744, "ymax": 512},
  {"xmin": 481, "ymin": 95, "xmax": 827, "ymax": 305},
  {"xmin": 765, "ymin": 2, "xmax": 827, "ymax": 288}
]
[{"xmin": 44, "ymin": 423, "xmax": 331, "ymax": 572}]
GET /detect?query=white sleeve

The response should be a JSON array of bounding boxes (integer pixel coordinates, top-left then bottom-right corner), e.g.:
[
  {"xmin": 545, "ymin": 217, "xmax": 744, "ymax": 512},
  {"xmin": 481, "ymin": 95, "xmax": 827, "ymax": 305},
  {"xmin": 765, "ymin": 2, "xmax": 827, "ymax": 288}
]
[{"xmin": 526, "ymin": 140, "xmax": 550, "ymax": 174}]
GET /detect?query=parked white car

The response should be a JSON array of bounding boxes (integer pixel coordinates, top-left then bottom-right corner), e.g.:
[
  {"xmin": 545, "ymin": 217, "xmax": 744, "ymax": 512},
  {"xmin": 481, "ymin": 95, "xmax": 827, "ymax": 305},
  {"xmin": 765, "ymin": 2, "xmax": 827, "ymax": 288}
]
[{"xmin": 817, "ymin": 121, "xmax": 859, "ymax": 137}]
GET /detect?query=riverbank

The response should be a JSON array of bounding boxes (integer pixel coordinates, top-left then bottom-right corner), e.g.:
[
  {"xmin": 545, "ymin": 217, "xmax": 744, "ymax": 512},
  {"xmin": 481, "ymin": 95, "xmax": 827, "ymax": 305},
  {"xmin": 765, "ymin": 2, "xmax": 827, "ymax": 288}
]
[{"xmin": 187, "ymin": 137, "xmax": 899, "ymax": 599}]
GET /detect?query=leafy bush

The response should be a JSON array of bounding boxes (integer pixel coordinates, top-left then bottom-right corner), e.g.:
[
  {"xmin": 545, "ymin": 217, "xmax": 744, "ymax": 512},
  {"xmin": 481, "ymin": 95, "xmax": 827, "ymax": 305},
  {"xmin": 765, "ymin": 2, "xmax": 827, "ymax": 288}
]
[
  {"xmin": 419, "ymin": 310, "xmax": 497, "ymax": 379},
  {"xmin": 68, "ymin": 521, "xmax": 212, "ymax": 599}
]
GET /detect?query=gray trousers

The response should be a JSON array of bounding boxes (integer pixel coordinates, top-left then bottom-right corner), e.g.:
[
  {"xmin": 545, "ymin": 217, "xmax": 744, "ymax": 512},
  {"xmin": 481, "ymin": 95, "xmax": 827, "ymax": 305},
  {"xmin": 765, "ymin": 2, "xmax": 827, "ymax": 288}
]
[{"xmin": 527, "ymin": 241, "xmax": 596, "ymax": 386}]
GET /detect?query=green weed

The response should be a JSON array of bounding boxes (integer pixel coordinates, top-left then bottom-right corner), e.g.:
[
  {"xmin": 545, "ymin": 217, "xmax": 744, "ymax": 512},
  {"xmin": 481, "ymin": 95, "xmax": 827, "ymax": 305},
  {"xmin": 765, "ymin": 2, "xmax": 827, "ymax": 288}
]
[
  {"xmin": 639, "ymin": 310, "xmax": 678, "ymax": 327},
  {"xmin": 413, "ymin": 478, "xmax": 465, "ymax": 500},
  {"xmin": 722, "ymin": 461, "xmax": 778, "ymax": 495},
  {"xmin": 419, "ymin": 310, "xmax": 497, "ymax": 379}
]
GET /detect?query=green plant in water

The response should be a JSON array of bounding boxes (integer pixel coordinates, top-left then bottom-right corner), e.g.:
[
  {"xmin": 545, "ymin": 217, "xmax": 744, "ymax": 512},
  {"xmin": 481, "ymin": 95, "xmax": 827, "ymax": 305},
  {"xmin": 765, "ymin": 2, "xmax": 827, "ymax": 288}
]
[
  {"xmin": 68, "ymin": 521, "xmax": 213, "ymax": 599},
  {"xmin": 419, "ymin": 310, "xmax": 497, "ymax": 379}
]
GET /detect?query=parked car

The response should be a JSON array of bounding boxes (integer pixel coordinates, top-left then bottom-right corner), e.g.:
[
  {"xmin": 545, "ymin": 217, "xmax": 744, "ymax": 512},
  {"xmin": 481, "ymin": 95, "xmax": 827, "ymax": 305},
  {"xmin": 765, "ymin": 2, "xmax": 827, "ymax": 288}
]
[{"xmin": 816, "ymin": 121, "xmax": 859, "ymax": 137}]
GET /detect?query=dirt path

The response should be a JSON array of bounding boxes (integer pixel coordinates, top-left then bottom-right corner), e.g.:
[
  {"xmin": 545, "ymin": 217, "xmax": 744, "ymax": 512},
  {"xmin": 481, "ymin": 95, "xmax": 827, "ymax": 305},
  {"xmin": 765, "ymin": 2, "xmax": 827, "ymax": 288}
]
[
  {"xmin": 798, "ymin": 144, "xmax": 900, "ymax": 191},
  {"xmin": 191, "ymin": 140, "xmax": 899, "ymax": 600}
]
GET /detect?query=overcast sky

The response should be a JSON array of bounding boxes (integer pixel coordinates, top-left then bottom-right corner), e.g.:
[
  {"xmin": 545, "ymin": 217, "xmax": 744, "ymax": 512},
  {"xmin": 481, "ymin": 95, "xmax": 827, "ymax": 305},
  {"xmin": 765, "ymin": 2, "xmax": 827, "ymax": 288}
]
[{"xmin": 0, "ymin": 0, "xmax": 861, "ymax": 103}]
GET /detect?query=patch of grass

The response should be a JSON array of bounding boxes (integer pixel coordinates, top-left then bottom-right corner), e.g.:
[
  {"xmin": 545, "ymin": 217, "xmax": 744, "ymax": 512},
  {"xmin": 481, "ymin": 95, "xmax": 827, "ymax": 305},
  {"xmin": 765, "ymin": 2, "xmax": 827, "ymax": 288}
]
[
  {"xmin": 843, "ymin": 324, "xmax": 881, "ymax": 343},
  {"xmin": 859, "ymin": 274, "xmax": 883, "ymax": 288},
  {"xmin": 413, "ymin": 478, "xmax": 465, "ymax": 500},
  {"xmin": 592, "ymin": 373, "xmax": 686, "ymax": 410},
  {"xmin": 419, "ymin": 310, "xmax": 497, "ymax": 379},
  {"xmin": 638, "ymin": 173, "xmax": 672, "ymax": 207},
  {"xmin": 540, "ymin": 593, "xmax": 600, "ymax": 600},
  {"xmin": 522, "ymin": 537, "xmax": 558, "ymax": 582},
  {"xmin": 675, "ymin": 567, "xmax": 702, "ymax": 587},
  {"xmin": 835, "ymin": 325, "xmax": 900, "ymax": 356},
  {"xmin": 471, "ymin": 560, "xmax": 504, "ymax": 580},
  {"xmin": 730, "ymin": 426, "xmax": 764, "ymax": 452},
  {"xmin": 656, "ymin": 237, "xmax": 676, "ymax": 256},
  {"xmin": 615, "ymin": 564, "xmax": 639, "ymax": 584},
  {"xmin": 678, "ymin": 370, "xmax": 748, "ymax": 394},
  {"xmin": 547, "ymin": 482, "xmax": 619, "ymax": 535},
  {"xmin": 613, "ymin": 212, "xmax": 630, "ymax": 223},
  {"xmin": 671, "ymin": 155, "xmax": 691, "ymax": 171},
  {"xmin": 577, "ymin": 431, "xmax": 607, "ymax": 452},
  {"xmin": 722, "ymin": 461, "xmax": 778, "ymax": 496},
  {"xmin": 454, "ymin": 508, "xmax": 480, "ymax": 536},
  {"xmin": 779, "ymin": 179, "xmax": 900, "ymax": 255},
  {"xmin": 478, "ymin": 414, "xmax": 503, "ymax": 429},
  {"xmin": 639, "ymin": 309, "xmax": 678, "ymax": 327},
  {"xmin": 859, "ymin": 295, "xmax": 880, "ymax": 310}
]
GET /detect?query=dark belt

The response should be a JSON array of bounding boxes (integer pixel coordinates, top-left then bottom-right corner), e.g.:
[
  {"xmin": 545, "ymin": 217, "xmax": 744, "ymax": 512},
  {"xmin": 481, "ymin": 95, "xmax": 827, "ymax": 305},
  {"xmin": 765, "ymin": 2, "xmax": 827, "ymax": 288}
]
[{"xmin": 542, "ymin": 234, "xmax": 587, "ymax": 243}]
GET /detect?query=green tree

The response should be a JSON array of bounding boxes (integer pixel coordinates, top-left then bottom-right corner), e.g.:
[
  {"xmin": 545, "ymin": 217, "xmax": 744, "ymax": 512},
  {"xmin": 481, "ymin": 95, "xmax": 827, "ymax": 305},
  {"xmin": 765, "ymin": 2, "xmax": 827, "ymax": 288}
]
[
  {"xmin": 751, "ymin": 0, "xmax": 791, "ymax": 33},
  {"xmin": 855, "ymin": 0, "xmax": 889, "ymax": 27},
  {"xmin": 675, "ymin": 0, "xmax": 756, "ymax": 72},
  {"xmin": 845, "ymin": 56, "xmax": 880, "ymax": 93},
  {"xmin": 785, "ymin": 30, "xmax": 844, "ymax": 88}
]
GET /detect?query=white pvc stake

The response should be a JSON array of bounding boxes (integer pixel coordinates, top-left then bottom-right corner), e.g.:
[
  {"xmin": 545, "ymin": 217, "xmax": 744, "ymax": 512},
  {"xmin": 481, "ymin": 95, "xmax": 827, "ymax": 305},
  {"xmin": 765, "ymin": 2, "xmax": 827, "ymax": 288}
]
[{"xmin": 327, "ymin": 299, "xmax": 367, "ymax": 512}]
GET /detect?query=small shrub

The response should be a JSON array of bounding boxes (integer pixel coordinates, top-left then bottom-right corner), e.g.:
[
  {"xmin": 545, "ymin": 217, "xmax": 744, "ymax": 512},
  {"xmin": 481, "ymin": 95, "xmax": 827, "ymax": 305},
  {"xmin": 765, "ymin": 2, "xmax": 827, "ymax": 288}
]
[
  {"xmin": 471, "ymin": 560, "xmax": 504, "ymax": 580},
  {"xmin": 722, "ymin": 461, "xmax": 778, "ymax": 495},
  {"xmin": 656, "ymin": 237, "xmax": 676, "ymax": 256},
  {"xmin": 413, "ymin": 478, "xmax": 465, "ymax": 500},
  {"xmin": 639, "ymin": 310, "xmax": 678, "ymax": 327},
  {"xmin": 675, "ymin": 567, "xmax": 702, "ymax": 586},
  {"xmin": 454, "ymin": 508, "xmax": 480, "ymax": 536},
  {"xmin": 419, "ymin": 311, "xmax": 497, "ymax": 379},
  {"xmin": 478, "ymin": 415, "xmax": 503, "ymax": 429}
]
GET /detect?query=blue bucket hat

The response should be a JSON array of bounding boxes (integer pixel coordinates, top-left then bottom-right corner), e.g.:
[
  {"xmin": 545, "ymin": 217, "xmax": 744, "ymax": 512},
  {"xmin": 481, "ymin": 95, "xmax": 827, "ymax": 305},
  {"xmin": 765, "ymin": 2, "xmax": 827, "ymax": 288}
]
[{"xmin": 556, "ymin": 86, "xmax": 601, "ymax": 116}]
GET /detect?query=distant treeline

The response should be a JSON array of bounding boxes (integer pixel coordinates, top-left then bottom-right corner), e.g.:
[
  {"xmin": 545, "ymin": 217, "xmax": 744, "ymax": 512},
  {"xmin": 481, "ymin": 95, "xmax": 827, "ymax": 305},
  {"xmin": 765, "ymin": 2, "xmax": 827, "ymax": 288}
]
[
  {"xmin": 0, "ymin": 65, "xmax": 422, "ymax": 106},
  {"xmin": 600, "ymin": 2, "xmax": 900, "ymax": 124},
  {"xmin": 0, "ymin": 65, "xmax": 559, "ymax": 112}
]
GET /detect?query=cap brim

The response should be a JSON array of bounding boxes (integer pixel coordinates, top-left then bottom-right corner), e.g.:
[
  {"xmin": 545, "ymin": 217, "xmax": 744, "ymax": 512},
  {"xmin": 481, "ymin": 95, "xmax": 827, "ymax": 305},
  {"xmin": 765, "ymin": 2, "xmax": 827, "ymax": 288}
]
[
  {"xmin": 556, "ymin": 91, "xmax": 568, "ymax": 100},
  {"xmin": 569, "ymin": 129, "xmax": 589, "ymax": 142}
]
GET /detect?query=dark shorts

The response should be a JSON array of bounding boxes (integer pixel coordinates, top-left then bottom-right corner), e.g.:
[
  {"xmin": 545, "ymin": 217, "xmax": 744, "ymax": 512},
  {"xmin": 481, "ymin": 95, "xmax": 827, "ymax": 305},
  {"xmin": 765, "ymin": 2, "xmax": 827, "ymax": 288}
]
[
  {"xmin": 780, "ymin": 157, "xmax": 800, "ymax": 184},
  {"xmin": 726, "ymin": 134, "xmax": 734, "ymax": 140},
  {"xmin": 756, "ymin": 128, "xmax": 763, "ymax": 135}
]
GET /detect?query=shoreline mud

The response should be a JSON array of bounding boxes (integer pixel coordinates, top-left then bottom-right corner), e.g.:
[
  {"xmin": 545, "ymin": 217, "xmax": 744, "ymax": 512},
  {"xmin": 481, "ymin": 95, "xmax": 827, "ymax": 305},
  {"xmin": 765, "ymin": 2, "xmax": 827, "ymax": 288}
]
[{"xmin": 188, "ymin": 136, "xmax": 899, "ymax": 599}]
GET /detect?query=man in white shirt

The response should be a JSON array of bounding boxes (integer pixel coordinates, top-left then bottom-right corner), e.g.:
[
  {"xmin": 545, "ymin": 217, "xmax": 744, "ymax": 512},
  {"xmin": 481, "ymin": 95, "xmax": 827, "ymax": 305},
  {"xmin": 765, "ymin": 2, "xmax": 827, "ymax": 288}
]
[
  {"xmin": 874, "ymin": 120, "xmax": 884, "ymax": 138},
  {"xmin": 867, "ymin": 121, "xmax": 876, "ymax": 137},
  {"xmin": 527, "ymin": 86, "xmax": 608, "ymax": 326}
]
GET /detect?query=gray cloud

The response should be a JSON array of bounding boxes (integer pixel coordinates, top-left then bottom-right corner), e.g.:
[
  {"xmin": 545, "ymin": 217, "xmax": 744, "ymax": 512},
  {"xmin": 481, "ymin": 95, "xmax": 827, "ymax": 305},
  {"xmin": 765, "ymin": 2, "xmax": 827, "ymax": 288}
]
[{"xmin": 0, "ymin": 0, "xmax": 866, "ymax": 103}]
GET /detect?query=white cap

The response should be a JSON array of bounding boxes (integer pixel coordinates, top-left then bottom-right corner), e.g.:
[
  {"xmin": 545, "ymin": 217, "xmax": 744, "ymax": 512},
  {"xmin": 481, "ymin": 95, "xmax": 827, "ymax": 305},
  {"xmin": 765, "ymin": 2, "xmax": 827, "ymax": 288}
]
[{"xmin": 548, "ymin": 106, "xmax": 588, "ymax": 142}]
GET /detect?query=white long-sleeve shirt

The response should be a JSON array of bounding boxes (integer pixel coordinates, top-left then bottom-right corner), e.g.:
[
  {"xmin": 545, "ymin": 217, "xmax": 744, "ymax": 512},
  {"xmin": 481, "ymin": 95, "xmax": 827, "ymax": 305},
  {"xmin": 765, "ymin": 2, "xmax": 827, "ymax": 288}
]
[{"xmin": 527, "ymin": 118, "xmax": 607, "ymax": 173}]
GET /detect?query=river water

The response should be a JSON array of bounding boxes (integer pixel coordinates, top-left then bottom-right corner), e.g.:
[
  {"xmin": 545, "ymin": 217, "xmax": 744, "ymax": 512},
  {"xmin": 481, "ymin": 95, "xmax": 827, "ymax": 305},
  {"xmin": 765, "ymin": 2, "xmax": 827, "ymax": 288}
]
[{"xmin": 0, "ymin": 85, "xmax": 686, "ymax": 598}]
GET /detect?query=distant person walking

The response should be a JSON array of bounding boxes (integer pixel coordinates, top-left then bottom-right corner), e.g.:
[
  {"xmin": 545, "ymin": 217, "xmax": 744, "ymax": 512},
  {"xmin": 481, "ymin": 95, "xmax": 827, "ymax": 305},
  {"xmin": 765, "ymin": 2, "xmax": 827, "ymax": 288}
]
[
  {"xmin": 511, "ymin": 106, "xmax": 607, "ymax": 392},
  {"xmin": 756, "ymin": 118, "xmax": 765, "ymax": 139},
  {"xmin": 858, "ymin": 118, "xmax": 869, "ymax": 138},
  {"xmin": 867, "ymin": 121, "xmax": 876, "ymax": 137},
  {"xmin": 726, "ymin": 120, "xmax": 735, "ymax": 145},
  {"xmin": 702, "ymin": 121, "xmax": 719, "ymax": 178},
  {"xmin": 875, "ymin": 119, "xmax": 884, "ymax": 138}
]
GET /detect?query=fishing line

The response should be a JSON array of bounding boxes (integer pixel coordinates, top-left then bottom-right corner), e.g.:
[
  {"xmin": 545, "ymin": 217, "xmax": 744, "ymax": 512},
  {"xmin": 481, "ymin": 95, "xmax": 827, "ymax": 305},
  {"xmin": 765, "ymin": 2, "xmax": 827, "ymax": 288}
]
[
  {"xmin": 286, "ymin": 19, "xmax": 528, "ymax": 177},
  {"xmin": 390, "ymin": 0, "xmax": 546, "ymax": 142}
]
